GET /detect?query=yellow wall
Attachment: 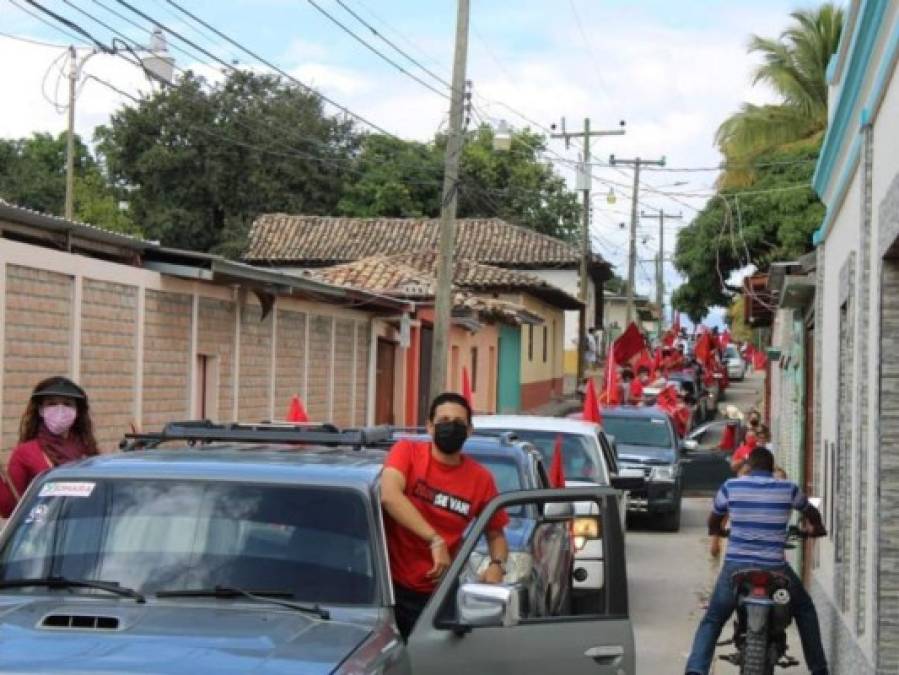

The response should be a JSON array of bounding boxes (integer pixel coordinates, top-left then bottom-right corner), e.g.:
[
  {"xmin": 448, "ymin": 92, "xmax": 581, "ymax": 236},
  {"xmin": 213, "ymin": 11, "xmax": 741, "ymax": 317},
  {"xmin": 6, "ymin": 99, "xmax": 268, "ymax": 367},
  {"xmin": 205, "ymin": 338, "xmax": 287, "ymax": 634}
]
[{"xmin": 500, "ymin": 293, "xmax": 566, "ymax": 386}]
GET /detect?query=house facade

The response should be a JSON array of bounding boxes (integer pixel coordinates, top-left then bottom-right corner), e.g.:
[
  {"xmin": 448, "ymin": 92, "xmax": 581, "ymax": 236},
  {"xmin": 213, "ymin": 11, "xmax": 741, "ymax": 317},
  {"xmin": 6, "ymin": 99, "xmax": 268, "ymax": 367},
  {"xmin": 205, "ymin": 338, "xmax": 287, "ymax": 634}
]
[
  {"xmin": 0, "ymin": 202, "xmax": 410, "ymax": 456},
  {"xmin": 309, "ymin": 251, "xmax": 579, "ymax": 421},
  {"xmin": 245, "ymin": 215, "xmax": 610, "ymax": 389},
  {"xmin": 804, "ymin": 2, "xmax": 899, "ymax": 671}
]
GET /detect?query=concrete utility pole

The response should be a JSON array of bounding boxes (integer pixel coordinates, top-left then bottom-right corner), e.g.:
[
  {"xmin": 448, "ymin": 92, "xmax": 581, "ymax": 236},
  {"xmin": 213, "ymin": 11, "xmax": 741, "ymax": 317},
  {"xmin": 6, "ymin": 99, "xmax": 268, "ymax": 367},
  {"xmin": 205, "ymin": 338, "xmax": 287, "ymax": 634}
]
[
  {"xmin": 430, "ymin": 0, "xmax": 470, "ymax": 401},
  {"xmin": 641, "ymin": 209, "xmax": 682, "ymax": 338},
  {"xmin": 65, "ymin": 45, "xmax": 77, "ymax": 221},
  {"xmin": 551, "ymin": 118, "xmax": 625, "ymax": 381},
  {"xmin": 609, "ymin": 155, "xmax": 666, "ymax": 325}
]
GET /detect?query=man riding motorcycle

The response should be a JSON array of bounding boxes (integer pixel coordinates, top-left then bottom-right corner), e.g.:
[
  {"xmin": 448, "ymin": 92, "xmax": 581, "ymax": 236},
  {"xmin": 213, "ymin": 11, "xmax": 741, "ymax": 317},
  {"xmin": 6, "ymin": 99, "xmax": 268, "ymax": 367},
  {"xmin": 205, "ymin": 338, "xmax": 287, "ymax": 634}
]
[{"xmin": 684, "ymin": 447, "xmax": 828, "ymax": 675}]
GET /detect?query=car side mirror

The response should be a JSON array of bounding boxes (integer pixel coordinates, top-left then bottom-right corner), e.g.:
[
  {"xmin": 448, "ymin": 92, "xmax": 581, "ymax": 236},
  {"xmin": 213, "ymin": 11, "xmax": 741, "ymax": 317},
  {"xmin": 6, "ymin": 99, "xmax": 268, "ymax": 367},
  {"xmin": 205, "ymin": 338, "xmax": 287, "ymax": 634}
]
[
  {"xmin": 680, "ymin": 439, "xmax": 698, "ymax": 454},
  {"xmin": 542, "ymin": 501, "xmax": 575, "ymax": 521},
  {"xmin": 457, "ymin": 583, "xmax": 521, "ymax": 628}
]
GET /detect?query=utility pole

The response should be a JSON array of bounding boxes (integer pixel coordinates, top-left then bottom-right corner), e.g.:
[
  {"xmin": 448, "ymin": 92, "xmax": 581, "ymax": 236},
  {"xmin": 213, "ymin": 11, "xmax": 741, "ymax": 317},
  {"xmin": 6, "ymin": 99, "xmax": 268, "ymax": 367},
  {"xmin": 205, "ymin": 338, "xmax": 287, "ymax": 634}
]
[
  {"xmin": 609, "ymin": 155, "xmax": 666, "ymax": 325},
  {"xmin": 430, "ymin": 0, "xmax": 470, "ymax": 401},
  {"xmin": 551, "ymin": 118, "xmax": 625, "ymax": 382},
  {"xmin": 65, "ymin": 45, "xmax": 77, "ymax": 221},
  {"xmin": 641, "ymin": 209, "xmax": 681, "ymax": 338}
]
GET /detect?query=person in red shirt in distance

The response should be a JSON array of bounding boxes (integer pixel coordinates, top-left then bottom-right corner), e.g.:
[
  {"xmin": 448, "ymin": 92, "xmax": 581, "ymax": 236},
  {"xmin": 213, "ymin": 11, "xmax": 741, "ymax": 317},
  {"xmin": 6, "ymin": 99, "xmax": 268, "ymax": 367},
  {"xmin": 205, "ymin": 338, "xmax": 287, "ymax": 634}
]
[{"xmin": 380, "ymin": 392, "xmax": 509, "ymax": 639}]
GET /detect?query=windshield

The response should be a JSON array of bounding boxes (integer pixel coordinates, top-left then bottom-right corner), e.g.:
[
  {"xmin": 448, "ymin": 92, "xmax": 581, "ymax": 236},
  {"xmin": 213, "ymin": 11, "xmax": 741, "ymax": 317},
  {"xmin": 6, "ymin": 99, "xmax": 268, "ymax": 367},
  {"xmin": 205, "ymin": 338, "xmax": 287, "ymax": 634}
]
[
  {"xmin": 725, "ymin": 345, "xmax": 740, "ymax": 359},
  {"xmin": 469, "ymin": 455, "xmax": 526, "ymax": 517},
  {"xmin": 601, "ymin": 416, "xmax": 675, "ymax": 451},
  {"xmin": 0, "ymin": 480, "xmax": 375, "ymax": 605},
  {"xmin": 490, "ymin": 431, "xmax": 605, "ymax": 483}
]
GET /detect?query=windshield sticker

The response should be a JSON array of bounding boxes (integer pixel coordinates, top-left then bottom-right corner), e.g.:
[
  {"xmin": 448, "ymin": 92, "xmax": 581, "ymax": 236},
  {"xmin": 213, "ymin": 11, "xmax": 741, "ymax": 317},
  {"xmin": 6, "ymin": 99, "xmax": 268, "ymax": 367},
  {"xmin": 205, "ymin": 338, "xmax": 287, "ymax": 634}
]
[
  {"xmin": 24, "ymin": 503, "xmax": 50, "ymax": 525},
  {"xmin": 38, "ymin": 482, "xmax": 96, "ymax": 498}
]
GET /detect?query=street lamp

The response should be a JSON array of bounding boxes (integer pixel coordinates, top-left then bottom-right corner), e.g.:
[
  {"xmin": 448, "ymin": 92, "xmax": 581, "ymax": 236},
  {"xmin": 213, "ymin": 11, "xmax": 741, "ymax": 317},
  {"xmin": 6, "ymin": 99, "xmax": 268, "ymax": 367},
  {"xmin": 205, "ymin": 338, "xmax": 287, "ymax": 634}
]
[{"xmin": 606, "ymin": 186, "xmax": 617, "ymax": 204}]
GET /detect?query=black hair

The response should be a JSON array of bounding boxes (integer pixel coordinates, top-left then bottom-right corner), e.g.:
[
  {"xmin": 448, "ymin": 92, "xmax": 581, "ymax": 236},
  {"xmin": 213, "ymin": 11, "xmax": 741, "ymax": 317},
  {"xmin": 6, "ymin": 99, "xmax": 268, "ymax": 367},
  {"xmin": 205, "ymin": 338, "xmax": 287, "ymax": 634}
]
[
  {"xmin": 747, "ymin": 447, "xmax": 775, "ymax": 472},
  {"xmin": 428, "ymin": 392, "xmax": 472, "ymax": 424}
]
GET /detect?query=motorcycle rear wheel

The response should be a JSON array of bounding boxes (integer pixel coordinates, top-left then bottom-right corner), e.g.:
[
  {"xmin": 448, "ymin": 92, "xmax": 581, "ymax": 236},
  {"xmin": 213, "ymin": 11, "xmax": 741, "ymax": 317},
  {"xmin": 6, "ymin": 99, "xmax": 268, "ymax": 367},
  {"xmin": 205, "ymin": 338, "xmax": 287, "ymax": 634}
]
[{"xmin": 741, "ymin": 629, "xmax": 773, "ymax": 675}]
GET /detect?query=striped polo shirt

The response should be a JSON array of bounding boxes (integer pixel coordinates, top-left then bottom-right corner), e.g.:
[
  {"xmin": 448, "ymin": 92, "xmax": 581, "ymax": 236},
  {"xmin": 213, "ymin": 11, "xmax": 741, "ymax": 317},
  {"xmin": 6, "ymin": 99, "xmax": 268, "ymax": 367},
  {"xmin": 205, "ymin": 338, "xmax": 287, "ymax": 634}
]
[{"xmin": 713, "ymin": 470, "xmax": 808, "ymax": 566}]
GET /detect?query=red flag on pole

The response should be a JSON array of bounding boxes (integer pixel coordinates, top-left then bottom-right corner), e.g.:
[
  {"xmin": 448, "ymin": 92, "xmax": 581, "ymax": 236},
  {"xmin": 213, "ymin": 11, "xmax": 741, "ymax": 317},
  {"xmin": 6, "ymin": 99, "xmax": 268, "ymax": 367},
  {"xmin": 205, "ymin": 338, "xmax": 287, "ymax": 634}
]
[
  {"xmin": 752, "ymin": 349, "xmax": 767, "ymax": 370},
  {"xmin": 461, "ymin": 367, "xmax": 473, "ymax": 407},
  {"xmin": 600, "ymin": 348, "xmax": 620, "ymax": 406},
  {"xmin": 286, "ymin": 395, "xmax": 309, "ymax": 423},
  {"xmin": 549, "ymin": 434, "xmax": 566, "ymax": 487},
  {"xmin": 583, "ymin": 378, "xmax": 602, "ymax": 424},
  {"xmin": 613, "ymin": 322, "xmax": 646, "ymax": 364},
  {"xmin": 718, "ymin": 422, "xmax": 737, "ymax": 451}
]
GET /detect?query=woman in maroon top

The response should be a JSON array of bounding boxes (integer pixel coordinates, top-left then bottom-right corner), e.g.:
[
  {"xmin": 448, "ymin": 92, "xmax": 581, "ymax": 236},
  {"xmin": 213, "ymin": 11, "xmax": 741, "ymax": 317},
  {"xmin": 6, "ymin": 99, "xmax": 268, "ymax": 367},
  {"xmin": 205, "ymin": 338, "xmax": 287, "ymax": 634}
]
[{"xmin": 2, "ymin": 377, "xmax": 99, "ymax": 516}]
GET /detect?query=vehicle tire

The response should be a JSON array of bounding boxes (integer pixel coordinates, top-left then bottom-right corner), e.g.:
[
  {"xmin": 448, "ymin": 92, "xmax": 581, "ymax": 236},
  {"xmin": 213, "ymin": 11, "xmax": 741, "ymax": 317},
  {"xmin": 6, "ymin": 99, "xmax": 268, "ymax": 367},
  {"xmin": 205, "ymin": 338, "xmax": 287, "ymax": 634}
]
[
  {"xmin": 741, "ymin": 628, "xmax": 772, "ymax": 675},
  {"xmin": 660, "ymin": 502, "xmax": 682, "ymax": 532}
]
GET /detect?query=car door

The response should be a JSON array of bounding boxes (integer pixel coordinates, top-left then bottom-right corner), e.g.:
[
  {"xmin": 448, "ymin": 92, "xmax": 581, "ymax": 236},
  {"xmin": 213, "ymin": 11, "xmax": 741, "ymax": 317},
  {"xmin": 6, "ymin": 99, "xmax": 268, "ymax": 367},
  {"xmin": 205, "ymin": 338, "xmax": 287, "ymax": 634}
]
[
  {"xmin": 406, "ymin": 487, "xmax": 635, "ymax": 675},
  {"xmin": 680, "ymin": 420, "xmax": 735, "ymax": 494}
]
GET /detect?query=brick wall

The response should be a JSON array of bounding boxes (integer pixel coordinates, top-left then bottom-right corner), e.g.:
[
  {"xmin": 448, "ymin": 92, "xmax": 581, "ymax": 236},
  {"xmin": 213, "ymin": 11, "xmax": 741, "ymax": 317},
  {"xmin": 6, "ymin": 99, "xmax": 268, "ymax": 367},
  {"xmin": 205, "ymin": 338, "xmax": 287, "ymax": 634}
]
[
  {"xmin": 332, "ymin": 319, "xmax": 355, "ymax": 427},
  {"xmin": 142, "ymin": 290, "xmax": 191, "ymax": 431},
  {"xmin": 307, "ymin": 315, "xmax": 333, "ymax": 421},
  {"xmin": 2, "ymin": 265, "xmax": 73, "ymax": 455},
  {"xmin": 80, "ymin": 280, "xmax": 137, "ymax": 450},
  {"xmin": 275, "ymin": 309, "xmax": 306, "ymax": 419},
  {"xmin": 197, "ymin": 298, "xmax": 236, "ymax": 421},
  {"xmin": 238, "ymin": 304, "xmax": 273, "ymax": 423},
  {"xmin": 355, "ymin": 322, "xmax": 369, "ymax": 426}
]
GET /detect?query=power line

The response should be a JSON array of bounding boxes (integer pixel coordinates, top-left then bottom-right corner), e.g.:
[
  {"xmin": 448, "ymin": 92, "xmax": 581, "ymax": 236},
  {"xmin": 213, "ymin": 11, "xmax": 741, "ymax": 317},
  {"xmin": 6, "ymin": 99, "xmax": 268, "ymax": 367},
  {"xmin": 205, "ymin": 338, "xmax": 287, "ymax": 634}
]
[
  {"xmin": 8, "ymin": 0, "xmax": 88, "ymax": 45},
  {"xmin": 333, "ymin": 0, "xmax": 452, "ymax": 90},
  {"xmin": 22, "ymin": 0, "xmax": 110, "ymax": 50},
  {"xmin": 566, "ymin": 0, "xmax": 613, "ymax": 107},
  {"xmin": 0, "ymin": 29, "xmax": 72, "ymax": 48}
]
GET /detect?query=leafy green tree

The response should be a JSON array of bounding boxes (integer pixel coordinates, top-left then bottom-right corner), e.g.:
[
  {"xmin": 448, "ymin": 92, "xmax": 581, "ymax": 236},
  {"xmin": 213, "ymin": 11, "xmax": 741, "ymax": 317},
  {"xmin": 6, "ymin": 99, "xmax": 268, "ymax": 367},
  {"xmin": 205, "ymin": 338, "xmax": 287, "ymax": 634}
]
[
  {"xmin": 716, "ymin": 3, "xmax": 843, "ymax": 188},
  {"xmin": 95, "ymin": 70, "xmax": 356, "ymax": 253},
  {"xmin": 338, "ymin": 125, "xmax": 582, "ymax": 242},
  {"xmin": 0, "ymin": 132, "xmax": 136, "ymax": 234},
  {"xmin": 672, "ymin": 140, "xmax": 824, "ymax": 316}
]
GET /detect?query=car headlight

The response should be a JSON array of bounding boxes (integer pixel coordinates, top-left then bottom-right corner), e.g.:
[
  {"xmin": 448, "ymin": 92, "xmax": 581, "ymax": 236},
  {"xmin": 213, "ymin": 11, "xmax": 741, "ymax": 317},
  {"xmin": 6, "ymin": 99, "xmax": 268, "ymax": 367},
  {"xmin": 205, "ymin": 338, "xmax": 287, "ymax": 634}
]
[
  {"xmin": 572, "ymin": 516, "xmax": 601, "ymax": 551},
  {"xmin": 650, "ymin": 465, "xmax": 677, "ymax": 482},
  {"xmin": 470, "ymin": 551, "xmax": 534, "ymax": 584}
]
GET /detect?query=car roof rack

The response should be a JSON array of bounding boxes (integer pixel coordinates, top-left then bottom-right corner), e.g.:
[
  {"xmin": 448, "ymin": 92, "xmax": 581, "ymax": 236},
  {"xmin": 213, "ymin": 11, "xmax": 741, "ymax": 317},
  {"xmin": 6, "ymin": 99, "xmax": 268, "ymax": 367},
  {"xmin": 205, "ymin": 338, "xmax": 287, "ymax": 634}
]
[{"xmin": 120, "ymin": 420, "xmax": 392, "ymax": 452}]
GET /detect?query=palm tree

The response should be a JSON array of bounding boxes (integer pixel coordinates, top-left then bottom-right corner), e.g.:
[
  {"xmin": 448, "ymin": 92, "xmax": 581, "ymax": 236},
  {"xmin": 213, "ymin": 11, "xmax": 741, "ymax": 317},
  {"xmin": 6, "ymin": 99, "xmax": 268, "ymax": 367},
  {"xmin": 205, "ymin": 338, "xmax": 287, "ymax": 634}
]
[{"xmin": 716, "ymin": 3, "xmax": 844, "ymax": 187}]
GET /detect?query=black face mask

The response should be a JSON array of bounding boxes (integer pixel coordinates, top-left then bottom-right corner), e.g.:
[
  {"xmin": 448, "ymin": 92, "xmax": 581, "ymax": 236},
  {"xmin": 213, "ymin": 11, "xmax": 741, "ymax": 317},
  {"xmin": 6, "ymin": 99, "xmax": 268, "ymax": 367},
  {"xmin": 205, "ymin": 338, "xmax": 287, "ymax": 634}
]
[{"xmin": 433, "ymin": 420, "xmax": 468, "ymax": 454}]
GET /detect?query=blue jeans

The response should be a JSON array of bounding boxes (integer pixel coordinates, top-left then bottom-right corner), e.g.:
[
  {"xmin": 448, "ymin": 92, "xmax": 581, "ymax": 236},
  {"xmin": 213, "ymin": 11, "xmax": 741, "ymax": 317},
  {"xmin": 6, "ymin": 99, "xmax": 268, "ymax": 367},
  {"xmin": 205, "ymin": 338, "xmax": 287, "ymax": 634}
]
[{"xmin": 685, "ymin": 561, "xmax": 828, "ymax": 674}]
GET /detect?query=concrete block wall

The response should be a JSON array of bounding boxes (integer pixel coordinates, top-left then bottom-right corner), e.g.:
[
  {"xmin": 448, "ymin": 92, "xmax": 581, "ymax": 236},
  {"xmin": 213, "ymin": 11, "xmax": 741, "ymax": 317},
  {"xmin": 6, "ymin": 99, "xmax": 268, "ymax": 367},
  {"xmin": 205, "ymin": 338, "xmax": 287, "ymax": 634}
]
[
  {"xmin": 80, "ymin": 280, "xmax": 137, "ymax": 449},
  {"xmin": 0, "ymin": 238, "xmax": 379, "ymax": 459}
]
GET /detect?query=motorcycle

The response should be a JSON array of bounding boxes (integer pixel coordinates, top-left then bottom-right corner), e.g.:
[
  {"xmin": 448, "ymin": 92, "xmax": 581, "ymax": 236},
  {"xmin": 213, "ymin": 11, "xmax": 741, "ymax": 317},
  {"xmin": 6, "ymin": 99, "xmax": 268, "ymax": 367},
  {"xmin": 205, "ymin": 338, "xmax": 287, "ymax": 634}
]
[{"xmin": 718, "ymin": 526, "xmax": 822, "ymax": 674}]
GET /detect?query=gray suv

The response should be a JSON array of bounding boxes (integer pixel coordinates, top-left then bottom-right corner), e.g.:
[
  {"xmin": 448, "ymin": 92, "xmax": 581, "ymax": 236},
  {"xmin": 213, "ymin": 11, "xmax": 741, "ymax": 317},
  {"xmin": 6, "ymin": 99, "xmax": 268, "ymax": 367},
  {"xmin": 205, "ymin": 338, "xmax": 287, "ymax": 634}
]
[{"xmin": 0, "ymin": 423, "xmax": 635, "ymax": 674}]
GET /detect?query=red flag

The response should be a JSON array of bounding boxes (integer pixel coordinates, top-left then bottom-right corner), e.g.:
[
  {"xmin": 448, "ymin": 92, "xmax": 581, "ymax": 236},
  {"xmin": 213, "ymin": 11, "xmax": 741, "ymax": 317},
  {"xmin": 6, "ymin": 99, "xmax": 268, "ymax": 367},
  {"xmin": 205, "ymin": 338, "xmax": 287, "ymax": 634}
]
[
  {"xmin": 694, "ymin": 332, "xmax": 713, "ymax": 366},
  {"xmin": 549, "ymin": 435, "xmax": 566, "ymax": 487},
  {"xmin": 613, "ymin": 322, "xmax": 646, "ymax": 364},
  {"xmin": 719, "ymin": 423, "xmax": 737, "ymax": 451},
  {"xmin": 583, "ymin": 378, "xmax": 602, "ymax": 424},
  {"xmin": 286, "ymin": 395, "xmax": 309, "ymax": 423},
  {"xmin": 752, "ymin": 349, "xmax": 767, "ymax": 370},
  {"xmin": 653, "ymin": 348, "xmax": 663, "ymax": 377},
  {"xmin": 461, "ymin": 367, "xmax": 473, "ymax": 407},
  {"xmin": 600, "ymin": 348, "xmax": 620, "ymax": 406},
  {"xmin": 672, "ymin": 312, "xmax": 681, "ymax": 335},
  {"xmin": 656, "ymin": 384, "xmax": 678, "ymax": 413}
]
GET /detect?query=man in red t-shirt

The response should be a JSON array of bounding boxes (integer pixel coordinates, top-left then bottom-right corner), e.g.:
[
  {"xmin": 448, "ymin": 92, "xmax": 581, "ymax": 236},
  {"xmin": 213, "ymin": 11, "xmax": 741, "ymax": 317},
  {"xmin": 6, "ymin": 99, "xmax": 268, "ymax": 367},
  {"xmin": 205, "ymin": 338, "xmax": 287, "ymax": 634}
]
[
  {"xmin": 731, "ymin": 425, "xmax": 769, "ymax": 474},
  {"xmin": 381, "ymin": 392, "xmax": 509, "ymax": 639}
]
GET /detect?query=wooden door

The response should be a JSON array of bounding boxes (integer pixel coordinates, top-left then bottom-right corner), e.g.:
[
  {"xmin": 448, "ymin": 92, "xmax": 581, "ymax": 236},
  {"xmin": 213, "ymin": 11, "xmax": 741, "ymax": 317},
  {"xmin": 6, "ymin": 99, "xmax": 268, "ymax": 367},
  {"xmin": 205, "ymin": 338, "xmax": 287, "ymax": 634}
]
[{"xmin": 375, "ymin": 338, "xmax": 396, "ymax": 425}]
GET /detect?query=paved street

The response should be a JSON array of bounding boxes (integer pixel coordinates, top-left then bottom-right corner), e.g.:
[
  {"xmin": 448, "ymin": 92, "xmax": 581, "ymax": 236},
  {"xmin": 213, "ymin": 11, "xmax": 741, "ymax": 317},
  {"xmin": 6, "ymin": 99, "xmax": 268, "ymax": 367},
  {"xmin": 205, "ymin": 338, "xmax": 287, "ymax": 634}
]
[{"xmin": 628, "ymin": 371, "xmax": 766, "ymax": 674}]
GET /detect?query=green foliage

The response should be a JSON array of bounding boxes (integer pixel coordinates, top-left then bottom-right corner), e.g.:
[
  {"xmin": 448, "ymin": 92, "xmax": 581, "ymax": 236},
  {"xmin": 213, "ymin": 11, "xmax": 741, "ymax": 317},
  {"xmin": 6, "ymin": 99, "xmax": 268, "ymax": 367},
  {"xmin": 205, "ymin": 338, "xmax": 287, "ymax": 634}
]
[
  {"xmin": 95, "ymin": 70, "xmax": 355, "ymax": 253},
  {"xmin": 716, "ymin": 3, "xmax": 843, "ymax": 188},
  {"xmin": 672, "ymin": 141, "xmax": 824, "ymax": 316},
  {"xmin": 726, "ymin": 296, "xmax": 753, "ymax": 342},
  {"xmin": 0, "ymin": 132, "xmax": 136, "ymax": 234},
  {"xmin": 339, "ymin": 125, "xmax": 582, "ymax": 243}
]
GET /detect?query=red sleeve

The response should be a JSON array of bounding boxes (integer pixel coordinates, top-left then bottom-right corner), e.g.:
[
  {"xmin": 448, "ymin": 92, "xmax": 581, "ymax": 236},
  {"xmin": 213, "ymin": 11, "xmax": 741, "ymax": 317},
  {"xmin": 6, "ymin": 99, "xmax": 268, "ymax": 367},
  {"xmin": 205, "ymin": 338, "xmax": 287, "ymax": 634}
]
[
  {"xmin": 383, "ymin": 438, "xmax": 415, "ymax": 478},
  {"xmin": 7, "ymin": 443, "xmax": 37, "ymax": 498}
]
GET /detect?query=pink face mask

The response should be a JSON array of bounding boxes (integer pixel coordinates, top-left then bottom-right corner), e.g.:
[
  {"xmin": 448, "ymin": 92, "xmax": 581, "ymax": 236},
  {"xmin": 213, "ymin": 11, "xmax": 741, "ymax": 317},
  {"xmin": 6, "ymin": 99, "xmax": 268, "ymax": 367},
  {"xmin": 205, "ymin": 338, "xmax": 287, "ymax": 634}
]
[{"xmin": 40, "ymin": 404, "xmax": 77, "ymax": 436}]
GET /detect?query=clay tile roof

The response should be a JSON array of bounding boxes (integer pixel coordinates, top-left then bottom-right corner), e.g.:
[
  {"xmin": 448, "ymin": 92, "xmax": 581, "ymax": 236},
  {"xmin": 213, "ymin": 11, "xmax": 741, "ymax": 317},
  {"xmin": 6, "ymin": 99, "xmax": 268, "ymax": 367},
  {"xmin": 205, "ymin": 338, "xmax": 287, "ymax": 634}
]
[
  {"xmin": 245, "ymin": 214, "xmax": 608, "ymax": 272},
  {"xmin": 310, "ymin": 250, "xmax": 582, "ymax": 310}
]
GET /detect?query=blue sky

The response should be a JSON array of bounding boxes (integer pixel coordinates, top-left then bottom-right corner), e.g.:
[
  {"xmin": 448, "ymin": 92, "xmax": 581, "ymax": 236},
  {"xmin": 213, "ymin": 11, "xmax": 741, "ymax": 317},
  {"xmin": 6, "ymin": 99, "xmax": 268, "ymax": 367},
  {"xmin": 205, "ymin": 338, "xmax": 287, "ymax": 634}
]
[{"xmin": 1, "ymin": 0, "xmax": 810, "ymax": 324}]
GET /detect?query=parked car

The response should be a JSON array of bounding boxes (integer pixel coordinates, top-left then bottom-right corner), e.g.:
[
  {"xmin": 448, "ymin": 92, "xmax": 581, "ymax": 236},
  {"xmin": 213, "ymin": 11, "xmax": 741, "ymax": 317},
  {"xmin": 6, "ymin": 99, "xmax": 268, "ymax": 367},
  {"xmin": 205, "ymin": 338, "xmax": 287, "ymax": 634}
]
[
  {"xmin": 387, "ymin": 431, "xmax": 575, "ymax": 618},
  {"xmin": 681, "ymin": 419, "xmax": 743, "ymax": 494},
  {"xmin": 0, "ymin": 422, "xmax": 635, "ymax": 674},
  {"xmin": 599, "ymin": 407, "xmax": 687, "ymax": 531},
  {"xmin": 472, "ymin": 416, "xmax": 642, "ymax": 603},
  {"xmin": 724, "ymin": 344, "xmax": 747, "ymax": 380}
]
